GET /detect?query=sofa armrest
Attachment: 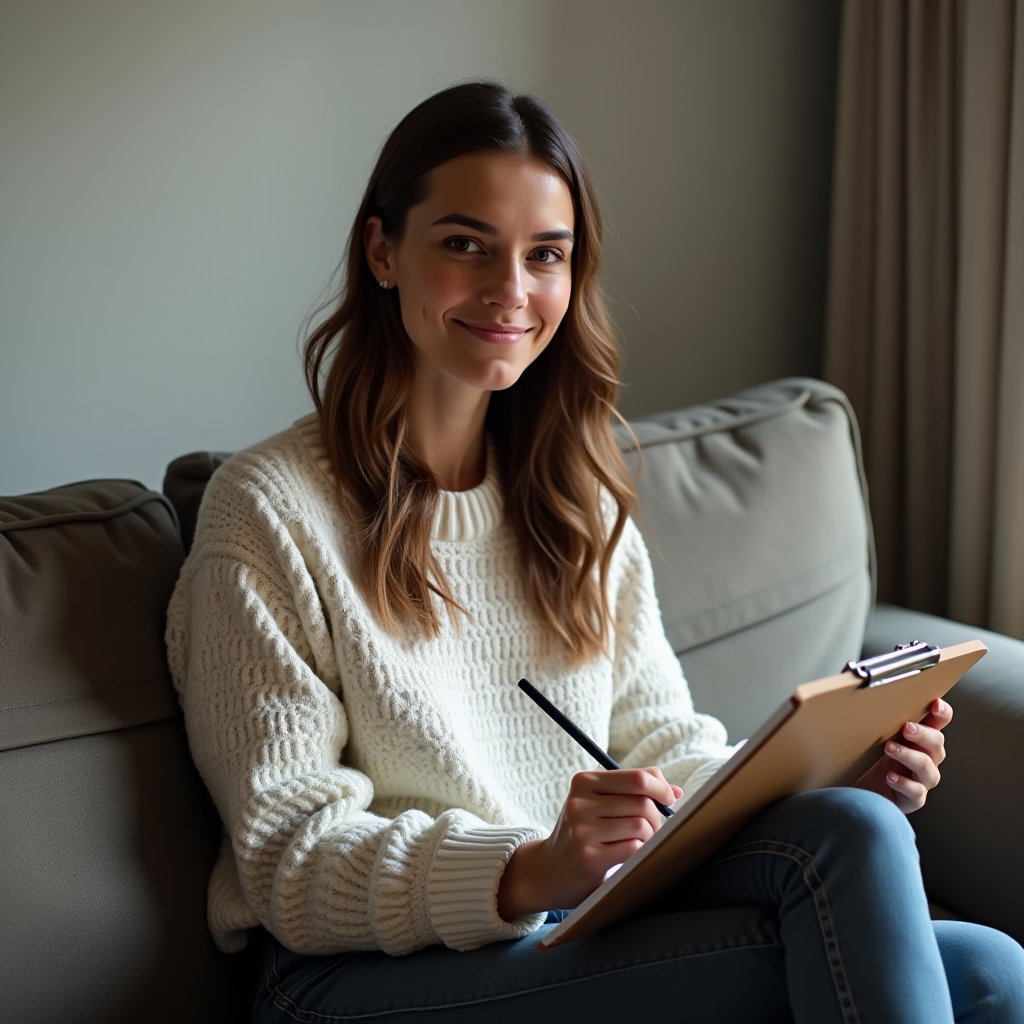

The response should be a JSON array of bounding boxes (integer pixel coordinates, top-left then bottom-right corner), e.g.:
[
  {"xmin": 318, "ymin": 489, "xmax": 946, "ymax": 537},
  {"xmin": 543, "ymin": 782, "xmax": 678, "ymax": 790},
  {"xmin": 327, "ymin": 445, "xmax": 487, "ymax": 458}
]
[{"xmin": 864, "ymin": 603, "xmax": 1024, "ymax": 944}]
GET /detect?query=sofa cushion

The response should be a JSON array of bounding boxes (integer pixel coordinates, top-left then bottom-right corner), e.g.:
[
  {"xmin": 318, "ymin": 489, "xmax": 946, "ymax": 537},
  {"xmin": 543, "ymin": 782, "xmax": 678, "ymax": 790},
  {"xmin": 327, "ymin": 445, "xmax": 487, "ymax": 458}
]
[
  {"xmin": 0, "ymin": 480, "xmax": 250, "ymax": 1023},
  {"xmin": 614, "ymin": 377, "xmax": 875, "ymax": 740},
  {"xmin": 163, "ymin": 451, "xmax": 232, "ymax": 554},
  {"xmin": 0, "ymin": 481, "xmax": 183, "ymax": 751}
]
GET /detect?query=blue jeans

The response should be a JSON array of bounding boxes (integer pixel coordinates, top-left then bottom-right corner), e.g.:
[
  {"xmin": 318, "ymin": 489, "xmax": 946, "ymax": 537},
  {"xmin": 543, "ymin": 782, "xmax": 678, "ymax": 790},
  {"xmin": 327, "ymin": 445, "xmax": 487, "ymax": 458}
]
[{"xmin": 253, "ymin": 788, "xmax": 1024, "ymax": 1023}]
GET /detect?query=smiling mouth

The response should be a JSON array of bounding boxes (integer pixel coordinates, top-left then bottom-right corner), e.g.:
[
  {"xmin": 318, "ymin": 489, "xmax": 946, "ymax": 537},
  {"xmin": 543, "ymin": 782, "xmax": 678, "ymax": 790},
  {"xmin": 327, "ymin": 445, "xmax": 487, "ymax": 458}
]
[{"xmin": 454, "ymin": 320, "xmax": 532, "ymax": 344}]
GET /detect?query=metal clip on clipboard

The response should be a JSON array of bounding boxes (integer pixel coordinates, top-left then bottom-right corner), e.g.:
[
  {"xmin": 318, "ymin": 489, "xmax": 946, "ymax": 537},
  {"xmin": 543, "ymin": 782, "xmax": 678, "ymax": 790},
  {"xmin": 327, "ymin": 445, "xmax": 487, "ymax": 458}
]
[{"xmin": 843, "ymin": 641, "xmax": 941, "ymax": 687}]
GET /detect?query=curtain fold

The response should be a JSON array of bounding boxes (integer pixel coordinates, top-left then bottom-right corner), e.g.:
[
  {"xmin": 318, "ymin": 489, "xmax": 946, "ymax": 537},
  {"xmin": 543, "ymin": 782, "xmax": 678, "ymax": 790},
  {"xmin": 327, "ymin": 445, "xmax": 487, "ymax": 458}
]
[
  {"xmin": 826, "ymin": 0, "xmax": 1024, "ymax": 639},
  {"xmin": 989, "ymin": 3, "xmax": 1024, "ymax": 637},
  {"xmin": 948, "ymin": 0, "xmax": 1017, "ymax": 626}
]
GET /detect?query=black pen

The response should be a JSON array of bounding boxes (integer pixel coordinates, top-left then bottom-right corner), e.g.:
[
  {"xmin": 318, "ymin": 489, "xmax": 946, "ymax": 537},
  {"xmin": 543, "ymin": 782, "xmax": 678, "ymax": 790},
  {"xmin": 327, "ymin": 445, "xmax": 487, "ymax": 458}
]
[{"xmin": 517, "ymin": 678, "xmax": 674, "ymax": 817}]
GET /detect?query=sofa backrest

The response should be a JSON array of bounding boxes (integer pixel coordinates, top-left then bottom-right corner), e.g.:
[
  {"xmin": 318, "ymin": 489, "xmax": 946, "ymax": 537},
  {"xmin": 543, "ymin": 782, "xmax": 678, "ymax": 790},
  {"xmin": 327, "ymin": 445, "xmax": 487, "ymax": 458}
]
[
  {"xmin": 0, "ymin": 481, "xmax": 250, "ymax": 1024},
  {"xmin": 0, "ymin": 377, "xmax": 874, "ymax": 1023},
  {"xmin": 614, "ymin": 377, "xmax": 874, "ymax": 740}
]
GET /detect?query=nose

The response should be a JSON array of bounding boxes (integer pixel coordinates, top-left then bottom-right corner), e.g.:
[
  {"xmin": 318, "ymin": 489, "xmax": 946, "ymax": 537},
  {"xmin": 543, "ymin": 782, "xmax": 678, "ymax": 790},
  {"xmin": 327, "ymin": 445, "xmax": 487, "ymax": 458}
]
[{"xmin": 479, "ymin": 254, "xmax": 527, "ymax": 311}]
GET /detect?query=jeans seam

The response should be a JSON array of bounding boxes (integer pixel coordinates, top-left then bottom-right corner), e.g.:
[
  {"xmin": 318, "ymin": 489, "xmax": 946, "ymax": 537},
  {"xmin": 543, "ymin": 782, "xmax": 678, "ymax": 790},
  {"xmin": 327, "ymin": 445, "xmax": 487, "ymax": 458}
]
[
  {"xmin": 707, "ymin": 840, "xmax": 861, "ymax": 1024},
  {"xmin": 263, "ymin": 935, "xmax": 781, "ymax": 1022}
]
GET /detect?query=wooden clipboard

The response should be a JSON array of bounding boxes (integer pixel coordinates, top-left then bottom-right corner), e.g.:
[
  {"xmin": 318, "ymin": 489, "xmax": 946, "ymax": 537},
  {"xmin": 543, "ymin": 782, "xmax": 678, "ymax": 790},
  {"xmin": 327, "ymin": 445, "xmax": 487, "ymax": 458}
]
[{"xmin": 539, "ymin": 639, "xmax": 987, "ymax": 951}]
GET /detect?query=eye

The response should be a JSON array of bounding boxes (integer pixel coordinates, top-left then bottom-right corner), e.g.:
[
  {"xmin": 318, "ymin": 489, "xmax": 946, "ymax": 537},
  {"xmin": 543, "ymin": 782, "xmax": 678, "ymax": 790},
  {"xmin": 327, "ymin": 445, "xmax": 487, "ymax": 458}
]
[
  {"xmin": 445, "ymin": 236, "xmax": 485, "ymax": 254},
  {"xmin": 529, "ymin": 247, "xmax": 565, "ymax": 265}
]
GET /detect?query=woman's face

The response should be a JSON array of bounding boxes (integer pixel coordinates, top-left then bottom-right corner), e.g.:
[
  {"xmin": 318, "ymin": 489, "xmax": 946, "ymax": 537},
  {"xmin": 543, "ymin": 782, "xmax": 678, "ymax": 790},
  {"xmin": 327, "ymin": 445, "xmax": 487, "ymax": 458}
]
[{"xmin": 365, "ymin": 151, "xmax": 575, "ymax": 393}]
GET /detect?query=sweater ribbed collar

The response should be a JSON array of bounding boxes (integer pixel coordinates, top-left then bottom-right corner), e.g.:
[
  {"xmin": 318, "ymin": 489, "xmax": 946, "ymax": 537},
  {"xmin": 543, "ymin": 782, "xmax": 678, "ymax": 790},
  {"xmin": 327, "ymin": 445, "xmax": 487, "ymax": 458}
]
[{"xmin": 292, "ymin": 413, "xmax": 503, "ymax": 542}]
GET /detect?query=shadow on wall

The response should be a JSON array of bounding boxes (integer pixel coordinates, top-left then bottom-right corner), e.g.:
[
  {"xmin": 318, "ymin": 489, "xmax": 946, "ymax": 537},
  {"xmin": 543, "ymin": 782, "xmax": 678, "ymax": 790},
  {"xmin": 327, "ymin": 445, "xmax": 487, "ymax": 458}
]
[{"xmin": 545, "ymin": 0, "xmax": 842, "ymax": 417}]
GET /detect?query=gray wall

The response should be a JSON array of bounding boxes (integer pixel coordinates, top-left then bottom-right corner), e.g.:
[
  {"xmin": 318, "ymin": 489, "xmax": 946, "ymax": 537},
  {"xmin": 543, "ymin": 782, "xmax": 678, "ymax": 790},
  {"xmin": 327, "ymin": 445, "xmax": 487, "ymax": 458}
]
[
  {"xmin": 550, "ymin": 0, "xmax": 841, "ymax": 418},
  {"xmin": 0, "ymin": 0, "xmax": 840, "ymax": 494}
]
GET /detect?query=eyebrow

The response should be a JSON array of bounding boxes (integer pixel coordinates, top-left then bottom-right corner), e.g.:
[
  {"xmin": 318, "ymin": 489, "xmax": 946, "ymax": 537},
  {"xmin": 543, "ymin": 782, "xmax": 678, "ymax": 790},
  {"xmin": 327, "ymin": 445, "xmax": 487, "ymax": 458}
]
[{"xmin": 430, "ymin": 213, "xmax": 575, "ymax": 244}]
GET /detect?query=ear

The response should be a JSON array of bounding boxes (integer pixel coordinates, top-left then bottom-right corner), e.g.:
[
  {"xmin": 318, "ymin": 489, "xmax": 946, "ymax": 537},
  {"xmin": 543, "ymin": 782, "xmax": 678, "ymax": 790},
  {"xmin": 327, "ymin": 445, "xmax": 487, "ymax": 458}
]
[{"xmin": 364, "ymin": 216, "xmax": 396, "ymax": 287}]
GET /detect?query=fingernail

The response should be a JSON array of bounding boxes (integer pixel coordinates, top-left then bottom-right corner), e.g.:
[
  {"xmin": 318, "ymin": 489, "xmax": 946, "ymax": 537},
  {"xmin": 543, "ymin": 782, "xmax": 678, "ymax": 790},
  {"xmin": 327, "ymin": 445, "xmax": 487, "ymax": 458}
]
[
  {"xmin": 904, "ymin": 721, "xmax": 918, "ymax": 735},
  {"xmin": 937, "ymin": 699, "xmax": 947, "ymax": 713},
  {"xmin": 887, "ymin": 771, "xmax": 900, "ymax": 783},
  {"xmin": 887, "ymin": 741, "xmax": 899, "ymax": 754}
]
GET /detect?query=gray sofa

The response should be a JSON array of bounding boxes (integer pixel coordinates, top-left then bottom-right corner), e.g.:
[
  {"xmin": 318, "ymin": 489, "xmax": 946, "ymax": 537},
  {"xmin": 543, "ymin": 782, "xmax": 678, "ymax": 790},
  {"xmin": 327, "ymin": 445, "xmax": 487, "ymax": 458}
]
[{"xmin": 2, "ymin": 377, "xmax": 1021, "ymax": 1024}]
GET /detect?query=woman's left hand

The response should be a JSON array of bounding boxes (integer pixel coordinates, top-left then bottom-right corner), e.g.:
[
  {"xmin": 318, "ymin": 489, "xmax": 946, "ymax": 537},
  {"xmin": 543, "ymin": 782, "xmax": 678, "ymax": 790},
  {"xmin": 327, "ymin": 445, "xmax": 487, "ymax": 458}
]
[{"xmin": 852, "ymin": 698, "xmax": 953, "ymax": 813}]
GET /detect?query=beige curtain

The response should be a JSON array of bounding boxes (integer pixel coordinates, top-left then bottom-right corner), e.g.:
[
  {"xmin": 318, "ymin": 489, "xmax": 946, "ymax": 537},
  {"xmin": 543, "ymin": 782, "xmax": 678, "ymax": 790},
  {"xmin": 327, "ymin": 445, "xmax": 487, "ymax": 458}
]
[{"xmin": 826, "ymin": 0, "xmax": 1024, "ymax": 639}]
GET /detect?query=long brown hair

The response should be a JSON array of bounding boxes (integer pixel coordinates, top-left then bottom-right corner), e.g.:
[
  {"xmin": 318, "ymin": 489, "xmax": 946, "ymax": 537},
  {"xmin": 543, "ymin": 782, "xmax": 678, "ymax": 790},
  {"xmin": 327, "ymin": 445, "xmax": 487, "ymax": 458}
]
[{"xmin": 303, "ymin": 81, "xmax": 636, "ymax": 663}]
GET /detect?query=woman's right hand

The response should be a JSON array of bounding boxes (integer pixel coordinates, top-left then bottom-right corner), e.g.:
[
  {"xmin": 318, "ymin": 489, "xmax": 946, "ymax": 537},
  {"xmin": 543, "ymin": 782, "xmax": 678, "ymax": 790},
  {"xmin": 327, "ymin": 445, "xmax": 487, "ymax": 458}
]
[{"xmin": 496, "ymin": 767, "xmax": 682, "ymax": 921}]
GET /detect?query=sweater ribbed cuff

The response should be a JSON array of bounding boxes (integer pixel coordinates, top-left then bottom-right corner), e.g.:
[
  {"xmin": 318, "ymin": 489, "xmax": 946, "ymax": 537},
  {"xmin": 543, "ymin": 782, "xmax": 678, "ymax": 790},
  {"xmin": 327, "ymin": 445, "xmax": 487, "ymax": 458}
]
[{"xmin": 427, "ymin": 826, "xmax": 547, "ymax": 951}]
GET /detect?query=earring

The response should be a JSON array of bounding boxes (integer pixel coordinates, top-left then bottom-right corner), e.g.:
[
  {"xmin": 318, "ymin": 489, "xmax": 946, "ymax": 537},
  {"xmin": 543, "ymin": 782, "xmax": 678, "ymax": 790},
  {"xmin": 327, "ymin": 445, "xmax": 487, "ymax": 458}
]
[{"xmin": 380, "ymin": 280, "xmax": 388, "ymax": 288}]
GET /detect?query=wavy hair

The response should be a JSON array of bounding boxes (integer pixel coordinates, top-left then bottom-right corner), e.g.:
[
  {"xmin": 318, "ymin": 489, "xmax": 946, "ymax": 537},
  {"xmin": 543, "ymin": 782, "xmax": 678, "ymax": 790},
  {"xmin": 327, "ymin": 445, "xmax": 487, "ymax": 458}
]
[{"xmin": 303, "ymin": 81, "xmax": 636, "ymax": 663}]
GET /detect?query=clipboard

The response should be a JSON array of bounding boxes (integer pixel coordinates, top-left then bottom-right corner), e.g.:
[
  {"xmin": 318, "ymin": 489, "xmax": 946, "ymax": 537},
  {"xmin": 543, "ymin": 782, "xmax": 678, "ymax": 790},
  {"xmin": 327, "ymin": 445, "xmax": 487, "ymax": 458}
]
[{"xmin": 539, "ymin": 639, "xmax": 987, "ymax": 951}]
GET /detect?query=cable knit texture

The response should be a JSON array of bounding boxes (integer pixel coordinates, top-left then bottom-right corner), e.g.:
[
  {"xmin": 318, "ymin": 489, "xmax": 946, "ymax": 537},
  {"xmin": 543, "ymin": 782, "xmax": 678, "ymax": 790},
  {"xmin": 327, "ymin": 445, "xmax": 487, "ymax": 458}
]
[{"xmin": 165, "ymin": 414, "xmax": 734, "ymax": 956}]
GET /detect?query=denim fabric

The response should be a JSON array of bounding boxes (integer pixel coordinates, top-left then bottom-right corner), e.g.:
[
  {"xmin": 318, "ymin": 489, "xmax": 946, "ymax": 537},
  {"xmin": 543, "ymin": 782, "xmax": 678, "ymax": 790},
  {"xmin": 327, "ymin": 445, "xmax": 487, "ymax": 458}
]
[{"xmin": 254, "ymin": 789, "xmax": 1024, "ymax": 1024}]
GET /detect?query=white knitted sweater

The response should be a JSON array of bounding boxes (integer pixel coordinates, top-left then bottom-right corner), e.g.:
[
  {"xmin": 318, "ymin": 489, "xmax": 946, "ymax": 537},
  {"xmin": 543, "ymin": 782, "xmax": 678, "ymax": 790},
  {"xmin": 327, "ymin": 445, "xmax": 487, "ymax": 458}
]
[{"xmin": 165, "ymin": 414, "xmax": 733, "ymax": 957}]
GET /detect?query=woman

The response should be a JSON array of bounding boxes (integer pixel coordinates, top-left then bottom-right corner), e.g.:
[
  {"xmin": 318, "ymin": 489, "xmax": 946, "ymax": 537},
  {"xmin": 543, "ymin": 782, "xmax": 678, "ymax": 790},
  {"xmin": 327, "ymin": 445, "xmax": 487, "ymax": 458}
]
[{"xmin": 167, "ymin": 81, "xmax": 1024, "ymax": 1023}]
